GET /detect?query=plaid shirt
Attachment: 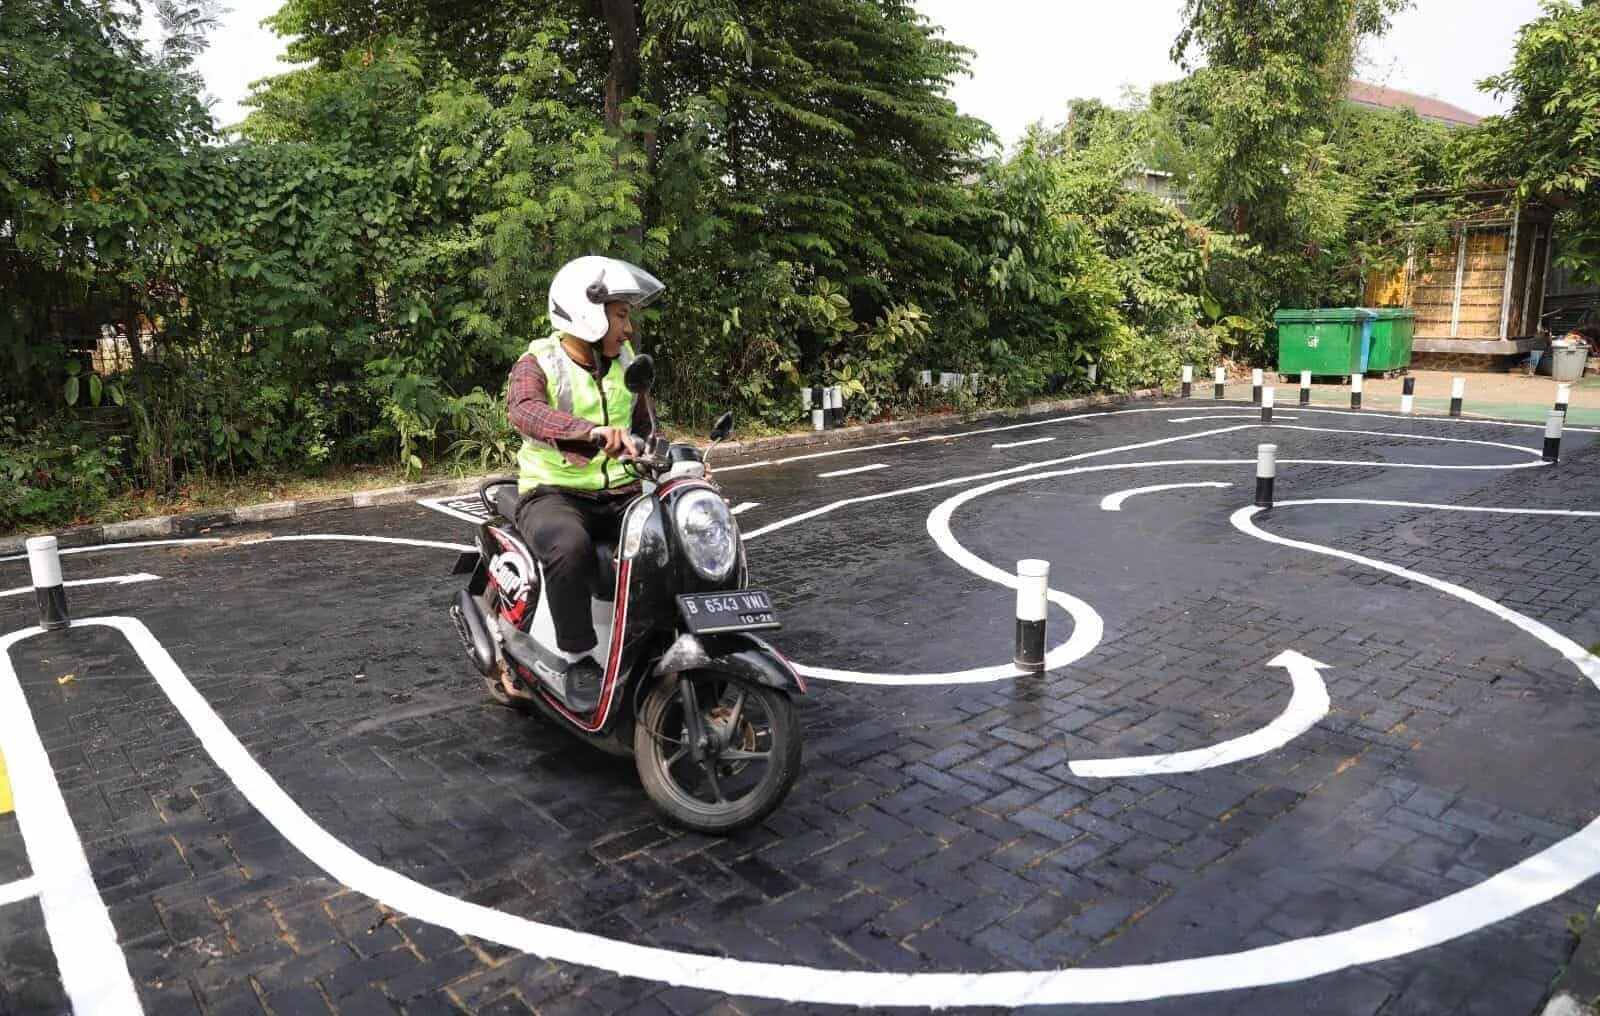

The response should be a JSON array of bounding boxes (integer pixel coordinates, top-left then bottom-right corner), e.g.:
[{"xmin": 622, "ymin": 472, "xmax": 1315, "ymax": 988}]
[{"xmin": 507, "ymin": 344, "xmax": 650, "ymax": 475}]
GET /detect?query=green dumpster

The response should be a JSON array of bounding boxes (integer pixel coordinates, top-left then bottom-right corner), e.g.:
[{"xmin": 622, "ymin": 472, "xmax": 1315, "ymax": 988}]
[
  {"xmin": 1275, "ymin": 308, "xmax": 1377, "ymax": 379},
  {"xmin": 1364, "ymin": 308, "xmax": 1415, "ymax": 375}
]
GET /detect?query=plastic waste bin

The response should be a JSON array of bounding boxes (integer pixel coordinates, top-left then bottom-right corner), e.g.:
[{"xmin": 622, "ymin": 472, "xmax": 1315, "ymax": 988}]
[
  {"xmin": 1551, "ymin": 342, "xmax": 1591, "ymax": 382},
  {"xmin": 1275, "ymin": 308, "xmax": 1378, "ymax": 379},
  {"xmin": 1364, "ymin": 308, "xmax": 1415, "ymax": 375}
]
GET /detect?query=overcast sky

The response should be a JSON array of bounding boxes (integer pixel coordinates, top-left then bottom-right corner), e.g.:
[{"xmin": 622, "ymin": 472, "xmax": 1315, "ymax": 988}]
[{"xmin": 187, "ymin": 0, "xmax": 1542, "ymax": 140}]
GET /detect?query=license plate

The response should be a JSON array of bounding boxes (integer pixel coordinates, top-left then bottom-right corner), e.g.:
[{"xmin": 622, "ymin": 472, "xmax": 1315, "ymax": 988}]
[{"xmin": 677, "ymin": 590, "xmax": 782, "ymax": 634}]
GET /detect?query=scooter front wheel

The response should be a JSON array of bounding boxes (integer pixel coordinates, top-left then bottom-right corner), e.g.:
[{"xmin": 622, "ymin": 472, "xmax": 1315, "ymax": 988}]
[{"xmin": 635, "ymin": 672, "xmax": 800, "ymax": 834}]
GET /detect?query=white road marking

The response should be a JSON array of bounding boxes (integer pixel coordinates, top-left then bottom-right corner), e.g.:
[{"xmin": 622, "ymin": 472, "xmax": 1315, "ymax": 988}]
[
  {"xmin": 417, "ymin": 495, "xmax": 492, "ymax": 525},
  {"xmin": 0, "ymin": 538, "xmax": 223, "ymax": 565},
  {"xmin": 816, "ymin": 463, "xmax": 890, "ymax": 479},
  {"xmin": 992, "ymin": 437, "xmax": 1056, "ymax": 449},
  {"xmin": 1069, "ymin": 650, "xmax": 1331, "ymax": 777},
  {"xmin": 0, "ymin": 573, "xmax": 161, "ymax": 600},
  {"xmin": 1169, "ymin": 415, "xmax": 1300, "ymax": 423},
  {"xmin": 21, "ymin": 599, "xmax": 1600, "ymax": 1007},
  {"xmin": 730, "ymin": 502, "xmax": 761, "ymax": 516},
  {"xmin": 0, "ymin": 627, "xmax": 143, "ymax": 1015},
  {"xmin": 1101, "ymin": 483, "xmax": 1233, "ymax": 512},
  {"xmin": 0, "ymin": 875, "xmax": 39, "ymax": 907}
]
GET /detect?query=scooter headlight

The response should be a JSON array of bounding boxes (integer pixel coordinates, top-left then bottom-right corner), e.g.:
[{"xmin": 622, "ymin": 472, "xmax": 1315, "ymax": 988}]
[{"xmin": 673, "ymin": 489, "xmax": 738, "ymax": 581}]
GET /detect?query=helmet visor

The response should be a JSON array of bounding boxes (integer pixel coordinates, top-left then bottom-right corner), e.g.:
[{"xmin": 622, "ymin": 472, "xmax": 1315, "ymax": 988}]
[{"xmin": 601, "ymin": 261, "xmax": 664, "ymax": 308}]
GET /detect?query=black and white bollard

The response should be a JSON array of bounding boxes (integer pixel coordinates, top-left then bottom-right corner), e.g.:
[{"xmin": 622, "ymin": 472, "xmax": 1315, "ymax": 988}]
[
  {"xmin": 1214, "ymin": 366, "xmax": 1227, "ymax": 400},
  {"xmin": 1299, "ymin": 371, "xmax": 1312, "ymax": 406},
  {"xmin": 1254, "ymin": 444, "xmax": 1276, "ymax": 509},
  {"xmin": 810, "ymin": 386, "xmax": 825, "ymax": 431},
  {"xmin": 1261, "ymin": 385, "xmax": 1275, "ymax": 423},
  {"xmin": 1544, "ymin": 410, "xmax": 1564, "ymax": 463},
  {"xmin": 27, "ymin": 536, "xmax": 70, "ymax": 631},
  {"xmin": 1350, "ymin": 373, "xmax": 1363, "ymax": 410},
  {"xmin": 828, "ymin": 385, "xmax": 843, "ymax": 428},
  {"xmin": 1251, "ymin": 368, "xmax": 1264, "ymax": 405},
  {"xmin": 1400, "ymin": 376, "xmax": 1415, "ymax": 415},
  {"xmin": 1181, "ymin": 365, "xmax": 1193, "ymax": 399},
  {"xmin": 1014, "ymin": 559, "xmax": 1049, "ymax": 674},
  {"xmin": 1556, "ymin": 382, "xmax": 1571, "ymax": 416},
  {"xmin": 1449, "ymin": 377, "xmax": 1465, "ymax": 418}
]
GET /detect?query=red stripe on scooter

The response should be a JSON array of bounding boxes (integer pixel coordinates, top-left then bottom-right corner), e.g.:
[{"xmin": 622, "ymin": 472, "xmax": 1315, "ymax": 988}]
[{"xmin": 542, "ymin": 558, "xmax": 631, "ymax": 732}]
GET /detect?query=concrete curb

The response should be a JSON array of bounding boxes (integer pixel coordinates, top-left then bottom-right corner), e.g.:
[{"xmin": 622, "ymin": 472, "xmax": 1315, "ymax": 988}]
[
  {"xmin": 1542, "ymin": 906, "xmax": 1600, "ymax": 1016},
  {"xmin": 0, "ymin": 388, "xmax": 1164, "ymax": 556}
]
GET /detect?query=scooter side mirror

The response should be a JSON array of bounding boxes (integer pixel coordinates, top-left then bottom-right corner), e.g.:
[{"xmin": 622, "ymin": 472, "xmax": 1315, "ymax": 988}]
[
  {"xmin": 709, "ymin": 411, "xmax": 734, "ymax": 443},
  {"xmin": 624, "ymin": 354, "xmax": 655, "ymax": 394}
]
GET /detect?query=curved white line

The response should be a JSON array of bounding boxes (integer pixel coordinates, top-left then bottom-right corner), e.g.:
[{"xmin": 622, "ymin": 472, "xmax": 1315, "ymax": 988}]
[
  {"xmin": 12, "ymin": 603, "xmax": 1598, "ymax": 1008},
  {"xmin": 1168, "ymin": 415, "xmax": 1300, "ymax": 423},
  {"xmin": 1100, "ymin": 482, "xmax": 1233, "ymax": 512},
  {"xmin": 1068, "ymin": 650, "xmax": 1330, "ymax": 778},
  {"xmin": 0, "ymin": 574, "xmax": 160, "ymax": 600}
]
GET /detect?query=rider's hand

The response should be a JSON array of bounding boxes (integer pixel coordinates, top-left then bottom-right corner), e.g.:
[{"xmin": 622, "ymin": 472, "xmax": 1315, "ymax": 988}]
[{"xmin": 589, "ymin": 426, "xmax": 640, "ymax": 459}]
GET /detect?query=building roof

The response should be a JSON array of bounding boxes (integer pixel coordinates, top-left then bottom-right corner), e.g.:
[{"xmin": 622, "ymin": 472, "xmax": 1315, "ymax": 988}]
[{"xmin": 1345, "ymin": 80, "xmax": 1484, "ymax": 128}]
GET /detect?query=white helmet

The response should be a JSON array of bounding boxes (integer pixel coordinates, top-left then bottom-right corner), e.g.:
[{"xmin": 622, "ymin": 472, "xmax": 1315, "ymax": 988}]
[{"xmin": 548, "ymin": 255, "xmax": 665, "ymax": 342}]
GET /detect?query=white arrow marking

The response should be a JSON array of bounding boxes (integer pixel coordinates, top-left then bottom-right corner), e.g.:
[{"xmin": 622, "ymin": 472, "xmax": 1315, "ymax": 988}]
[
  {"xmin": 1100, "ymin": 482, "xmax": 1234, "ymax": 512},
  {"xmin": 1069, "ymin": 650, "xmax": 1332, "ymax": 778},
  {"xmin": 0, "ymin": 875, "xmax": 39, "ymax": 907},
  {"xmin": 992, "ymin": 436, "xmax": 1057, "ymax": 449},
  {"xmin": 730, "ymin": 502, "xmax": 760, "ymax": 516},
  {"xmin": 817, "ymin": 463, "xmax": 890, "ymax": 479},
  {"xmin": 0, "ymin": 574, "xmax": 161, "ymax": 600}
]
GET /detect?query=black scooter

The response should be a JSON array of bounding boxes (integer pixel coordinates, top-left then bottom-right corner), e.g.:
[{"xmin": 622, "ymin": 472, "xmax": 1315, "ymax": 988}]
[{"xmin": 449, "ymin": 355, "xmax": 804, "ymax": 833}]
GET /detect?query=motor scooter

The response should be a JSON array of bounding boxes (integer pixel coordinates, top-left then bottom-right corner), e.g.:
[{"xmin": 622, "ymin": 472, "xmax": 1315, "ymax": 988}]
[{"xmin": 449, "ymin": 355, "xmax": 803, "ymax": 833}]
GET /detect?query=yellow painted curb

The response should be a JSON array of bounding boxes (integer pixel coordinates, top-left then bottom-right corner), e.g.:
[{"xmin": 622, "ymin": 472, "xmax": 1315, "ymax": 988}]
[{"xmin": 0, "ymin": 749, "xmax": 11, "ymax": 816}]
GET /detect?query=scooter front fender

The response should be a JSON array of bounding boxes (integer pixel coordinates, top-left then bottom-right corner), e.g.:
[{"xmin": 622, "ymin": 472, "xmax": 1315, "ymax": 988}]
[{"xmin": 653, "ymin": 631, "xmax": 806, "ymax": 695}]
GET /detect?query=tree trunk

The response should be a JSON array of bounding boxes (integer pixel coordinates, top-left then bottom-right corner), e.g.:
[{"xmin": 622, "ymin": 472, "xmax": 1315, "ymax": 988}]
[{"xmin": 599, "ymin": 0, "xmax": 641, "ymax": 134}]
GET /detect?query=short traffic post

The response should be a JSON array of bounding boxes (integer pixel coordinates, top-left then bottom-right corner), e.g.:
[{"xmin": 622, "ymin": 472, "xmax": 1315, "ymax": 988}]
[
  {"xmin": 810, "ymin": 386, "xmax": 825, "ymax": 431},
  {"xmin": 1014, "ymin": 560, "xmax": 1049, "ymax": 675},
  {"xmin": 1214, "ymin": 366, "xmax": 1227, "ymax": 400},
  {"xmin": 1181, "ymin": 365, "xmax": 1193, "ymax": 399},
  {"xmin": 1251, "ymin": 368, "xmax": 1264, "ymax": 405},
  {"xmin": 1299, "ymin": 371, "xmax": 1312, "ymax": 406},
  {"xmin": 1261, "ymin": 385, "xmax": 1275, "ymax": 424},
  {"xmin": 1556, "ymin": 382, "xmax": 1572, "ymax": 416},
  {"xmin": 1350, "ymin": 373, "xmax": 1364, "ymax": 410},
  {"xmin": 27, "ymin": 536, "xmax": 70, "ymax": 631},
  {"xmin": 1400, "ymin": 377, "xmax": 1416, "ymax": 415},
  {"xmin": 1544, "ymin": 410, "xmax": 1565, "ymax": 463},
  {"xmin": 1255, "ymin": 444, "xmax": 1277, "ymax": 509},
  {"xmin": 829, "ymin": 385, "xmax": 844, "ymax": 428},
  {"xmin": 1450, "ymin": 377, "xmax": 1466, "ymax": 418}
]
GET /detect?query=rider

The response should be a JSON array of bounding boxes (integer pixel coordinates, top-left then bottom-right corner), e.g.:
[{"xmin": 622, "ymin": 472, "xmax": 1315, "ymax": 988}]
[{"xmin": 506, "ymin": 255, "xmax": 664, "ymax": 711}]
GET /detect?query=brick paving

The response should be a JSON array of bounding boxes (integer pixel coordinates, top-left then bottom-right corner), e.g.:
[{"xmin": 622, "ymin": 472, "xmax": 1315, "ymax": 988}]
[{"xmin": 0, "ymin": 401, "xmax": 1596, "ymax": 1014}]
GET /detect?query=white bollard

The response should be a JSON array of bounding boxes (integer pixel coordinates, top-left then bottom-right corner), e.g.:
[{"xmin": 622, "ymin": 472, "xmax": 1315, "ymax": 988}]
[
  {"xmin": 1251, "ymin": 368, "xmax": 1264, "ymax": 405},
  {"xmin": 1181, "ymin": 365, "xmax": 1193, "ymax": 399},
  {"xmin": 1450, "ymin": 377, "xmax": 1466, "ymax": 418},
  {"xmin": 1261, "ymin": 385, "xmax": 1275, "ymax": 423},
  {"xmin": 1299, "ymin": 370, "xmax": 1312, "ymax": 406},
  {"xmin": 1556, "ymin": 382, "xmax": 1572, "ymax": 416},
  {"xmin": 1214, "ymin": 366, "xmax": 1227, "ymax": 400},
  {"xmin": 1400, "ymin": 376, "xmax": 1415, "ymax": 414},
  {"xmin": 26, "ymin": 536, "xmax": 70, "ymax": 631},
  {"xmin": 1350, "ymin": 372, "xmax": 1364, "ymax": 410},
  {"xmin": 1544, "ymin": 410, "xmax": 1565, "ymax": 463},
  {"xmin": 1014, "ymin": 560, "xmax": 1049, "ymax": 674},
  {"xmin": 1255, "ymin": 444, "xmax": 1277, "ymax": 509}
]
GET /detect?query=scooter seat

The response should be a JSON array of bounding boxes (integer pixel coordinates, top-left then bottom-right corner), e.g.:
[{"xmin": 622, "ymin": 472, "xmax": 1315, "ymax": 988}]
[{"xmin": 491, "ymin": 483, "xmax": 522, "ymax": 522}]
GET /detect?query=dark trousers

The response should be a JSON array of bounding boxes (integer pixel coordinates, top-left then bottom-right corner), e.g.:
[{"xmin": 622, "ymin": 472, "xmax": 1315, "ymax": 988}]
[{"xmin": 515, "ymin": 489, "xmax": 631, "ymax": 655}]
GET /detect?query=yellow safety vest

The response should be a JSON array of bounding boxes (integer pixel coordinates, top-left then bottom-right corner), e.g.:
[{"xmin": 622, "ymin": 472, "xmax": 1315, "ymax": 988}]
[{"xmin": 517, "ymin": 336, "xmax": 637, "ymax": 494}]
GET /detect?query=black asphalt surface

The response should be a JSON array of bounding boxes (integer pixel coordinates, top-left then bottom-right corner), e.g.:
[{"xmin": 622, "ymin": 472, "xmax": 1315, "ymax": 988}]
[{"xmin": 1, "ymin": 401, "xmax": 1598, "ymax": 1015}]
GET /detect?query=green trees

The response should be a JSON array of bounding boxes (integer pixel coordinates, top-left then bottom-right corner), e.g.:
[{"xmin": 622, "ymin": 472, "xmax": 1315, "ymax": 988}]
[{"xmin": 1457, "ymin": 0, "xmax": 1600, "ymax": 284}]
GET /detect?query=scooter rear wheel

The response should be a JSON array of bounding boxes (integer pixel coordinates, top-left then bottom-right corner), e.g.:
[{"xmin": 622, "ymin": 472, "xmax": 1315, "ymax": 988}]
[{"xmin": 635, "ymin": 672, "xmax": 800, "ymax": 834}]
